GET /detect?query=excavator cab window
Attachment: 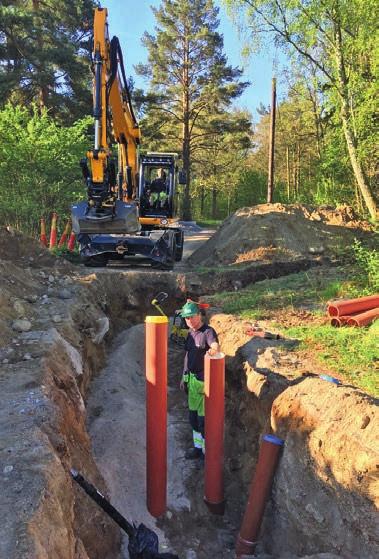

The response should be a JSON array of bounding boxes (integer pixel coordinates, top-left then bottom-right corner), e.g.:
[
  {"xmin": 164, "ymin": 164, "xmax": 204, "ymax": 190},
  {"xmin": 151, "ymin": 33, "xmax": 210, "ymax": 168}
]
[{"xmin": 141, "ymin": 166, "xmax": 170, "ymax": 211}]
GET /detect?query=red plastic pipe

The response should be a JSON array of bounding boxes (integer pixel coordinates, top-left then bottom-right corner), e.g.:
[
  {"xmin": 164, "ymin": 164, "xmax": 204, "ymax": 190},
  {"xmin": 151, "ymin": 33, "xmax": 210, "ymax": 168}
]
[
  {"xmin": 58, "ymin": 220, "xmax": 71, "ymax": 248},
  {"xmin": 328, "ymin": 295, "xmax": 379, "ymax": 317},
  {"xmin": 145, "ymin": 315, "xmax": 168, "ymax": 518},
  {"xmin": 49, "ymin": 212, "xmax": 58, "ymax": 249},
  {"xmin": 204, "ymin": 352, "xmax": 225, "ymax": 515},
  {"xmin": 236, "ymin": 434, "xmax": 284, "ymax": 558},
  {"xmin": 40, "ymin": 218, "xmax": 48, "ymax": 247},
  {"xmin": 67, "ymin": 231, "xmax": 76, "ymax": 252},
  {"xmin": 347, "ymin": 307, "xmax": 379, "ymax": 327}
]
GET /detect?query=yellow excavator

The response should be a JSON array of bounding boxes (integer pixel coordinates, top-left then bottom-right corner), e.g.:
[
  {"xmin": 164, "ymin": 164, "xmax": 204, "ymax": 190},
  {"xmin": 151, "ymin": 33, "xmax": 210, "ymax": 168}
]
[{"xmin": 71, "ymin": 7, "xmax": 185, "ymax": 267}]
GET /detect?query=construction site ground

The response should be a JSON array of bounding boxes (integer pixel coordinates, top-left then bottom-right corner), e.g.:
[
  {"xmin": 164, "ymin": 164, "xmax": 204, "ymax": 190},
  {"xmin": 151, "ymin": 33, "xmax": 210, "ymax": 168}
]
[{"xmin": 0, "ymin": 203, "xmax": 377, "ymax": 559}]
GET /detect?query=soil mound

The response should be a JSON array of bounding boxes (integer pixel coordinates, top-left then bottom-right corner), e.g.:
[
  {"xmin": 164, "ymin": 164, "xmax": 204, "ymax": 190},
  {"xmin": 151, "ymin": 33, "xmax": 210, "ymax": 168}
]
[
  {"xmin": 0, "ymin": 226, "xmax": 61, "ymax": 266},
  {"xmin": 188, "ymin": 204, "xmax": 373, "ymax": 267}
]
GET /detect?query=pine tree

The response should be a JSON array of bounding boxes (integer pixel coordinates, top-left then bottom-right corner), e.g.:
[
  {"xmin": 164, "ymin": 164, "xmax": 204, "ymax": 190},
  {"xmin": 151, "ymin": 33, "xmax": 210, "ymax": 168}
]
[
  {"xmin": 136, "ymin": 0, "xmax": 249, "ymax": 220},
  {"xmin": 0, "ymin": 0, "xmax": 95, "ymax": 122}
]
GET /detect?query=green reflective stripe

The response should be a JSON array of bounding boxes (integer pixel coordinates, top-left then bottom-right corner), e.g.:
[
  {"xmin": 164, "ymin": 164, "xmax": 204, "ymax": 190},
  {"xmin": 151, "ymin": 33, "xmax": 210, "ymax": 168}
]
[
  {"xmin": 188, "ymin": 372, "xmax": 204, "ymax": 415},
  {"xmin": 193, "ymin": 431, "xmax": 203, "ymax": 449}
]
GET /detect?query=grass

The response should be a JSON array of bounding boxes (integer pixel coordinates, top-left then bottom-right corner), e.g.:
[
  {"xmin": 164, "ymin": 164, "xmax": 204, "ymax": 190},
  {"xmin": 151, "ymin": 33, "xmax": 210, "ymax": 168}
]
[
  {"xmin": 209, "ymin": 265, "xmax": 378, "ymax": 396},
  {"xmin": 286, "ymin": 322, "xmax": 378, "ymax": 395},
  {"xmin": 195, "ymin": 219, "xmax": 222, "ymax": 228},
  {"xmin": 210, "ymin": 269, "xmax": 343, "ymax": 319},
  {"xmin": 50, "ymin": 245, "xmax": 81, "ymax": 263}
]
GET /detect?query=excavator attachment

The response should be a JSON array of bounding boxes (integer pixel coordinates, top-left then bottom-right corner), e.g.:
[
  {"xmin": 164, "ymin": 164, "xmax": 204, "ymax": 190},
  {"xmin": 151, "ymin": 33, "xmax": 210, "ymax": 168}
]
[{"xmin": 71, "ymin": 200, "xmax": 141, "ymax": 235}]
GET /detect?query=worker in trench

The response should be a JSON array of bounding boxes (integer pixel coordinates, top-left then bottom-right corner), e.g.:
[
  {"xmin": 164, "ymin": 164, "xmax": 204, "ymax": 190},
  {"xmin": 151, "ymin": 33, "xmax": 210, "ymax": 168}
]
[{"xmin": 179, "ymin": 301, "xmax": 220, "ymax": 459}]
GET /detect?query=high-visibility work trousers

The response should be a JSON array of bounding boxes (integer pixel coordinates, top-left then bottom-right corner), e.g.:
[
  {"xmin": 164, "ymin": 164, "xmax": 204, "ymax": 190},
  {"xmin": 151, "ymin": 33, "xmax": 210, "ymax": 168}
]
[{"xmin": 183, "ymin": 371, "xmax": 205, "ymax": 452}]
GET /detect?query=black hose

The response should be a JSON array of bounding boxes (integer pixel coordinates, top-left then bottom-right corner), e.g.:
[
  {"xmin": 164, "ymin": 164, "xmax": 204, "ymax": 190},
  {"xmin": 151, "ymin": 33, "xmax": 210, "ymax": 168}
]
[
  {"xmin": 108, "ymin": 35, "xmax": 139, "ymax": 128},
  {"xmin": 70, "ymin": 469, "xmax": 134, "ymax": 537}
]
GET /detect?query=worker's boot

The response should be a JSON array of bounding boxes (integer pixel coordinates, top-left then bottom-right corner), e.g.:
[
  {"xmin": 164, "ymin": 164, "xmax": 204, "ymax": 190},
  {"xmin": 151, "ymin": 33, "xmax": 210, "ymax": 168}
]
[{"xmin": 185, "ymin": 447, "xmax": 203, "ymax": 459}]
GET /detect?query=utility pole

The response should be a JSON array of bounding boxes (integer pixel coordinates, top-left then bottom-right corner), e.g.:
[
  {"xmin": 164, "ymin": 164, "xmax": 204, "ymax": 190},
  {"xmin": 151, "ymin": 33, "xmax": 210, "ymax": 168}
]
[{"xmin": 267, "ymin": 77, "xmax": 276, "ymax": 203}]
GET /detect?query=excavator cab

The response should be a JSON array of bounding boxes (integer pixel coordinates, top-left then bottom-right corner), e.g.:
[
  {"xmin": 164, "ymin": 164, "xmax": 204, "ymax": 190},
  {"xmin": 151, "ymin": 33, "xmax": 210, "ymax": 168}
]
[{"xmin": 138, "ymin": 154, "xmax": 178, "ymax": 224}]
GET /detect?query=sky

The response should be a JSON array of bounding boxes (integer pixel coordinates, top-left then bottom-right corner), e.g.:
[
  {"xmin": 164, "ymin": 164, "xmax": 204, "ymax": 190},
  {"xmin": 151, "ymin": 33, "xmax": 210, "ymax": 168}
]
[{"xmin": 103, "ymin": 0, "xmax": 284, "ymax": 121}]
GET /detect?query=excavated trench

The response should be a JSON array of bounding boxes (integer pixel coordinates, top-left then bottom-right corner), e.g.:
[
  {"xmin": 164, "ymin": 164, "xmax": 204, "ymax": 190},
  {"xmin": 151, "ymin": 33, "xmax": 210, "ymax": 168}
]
[{"xmin": 2, "ymin": 261, "xmax": 378, "ymax": 559}]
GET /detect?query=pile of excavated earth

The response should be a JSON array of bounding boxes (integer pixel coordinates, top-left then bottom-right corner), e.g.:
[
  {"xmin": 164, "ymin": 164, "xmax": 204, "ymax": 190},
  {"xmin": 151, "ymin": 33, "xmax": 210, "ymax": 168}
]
[
  {"xmin": 188, "ymin": 203, "xmax": 373, "ymax": 267},
  {"xmin": 0, "ymin": 204, "xmax": 377, "ymax": 559}
]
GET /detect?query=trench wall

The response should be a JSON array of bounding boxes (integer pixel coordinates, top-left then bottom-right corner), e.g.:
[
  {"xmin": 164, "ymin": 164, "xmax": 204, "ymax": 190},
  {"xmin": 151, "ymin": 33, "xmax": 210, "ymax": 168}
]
[
  {"xmin": 1, "ymin": 271, "xmax": 183, "ymax": 559},
  {"xmin": 211, "ymin": 314, "xmax": 379, "ymax": 558}
]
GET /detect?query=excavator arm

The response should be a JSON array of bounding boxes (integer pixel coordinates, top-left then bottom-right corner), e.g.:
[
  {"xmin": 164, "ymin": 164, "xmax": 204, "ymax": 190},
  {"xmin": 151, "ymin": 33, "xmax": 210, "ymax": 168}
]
[{"xmin": 72, "ymin": 7, "xmax": 141, "ymax": 235}]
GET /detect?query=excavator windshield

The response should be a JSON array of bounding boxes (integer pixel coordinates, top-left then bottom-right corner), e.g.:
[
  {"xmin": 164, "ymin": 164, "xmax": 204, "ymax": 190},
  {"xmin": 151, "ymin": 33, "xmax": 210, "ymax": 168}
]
[{"xmin": 139, "ymin": 156, "xmax": 177, "ymax": 219}]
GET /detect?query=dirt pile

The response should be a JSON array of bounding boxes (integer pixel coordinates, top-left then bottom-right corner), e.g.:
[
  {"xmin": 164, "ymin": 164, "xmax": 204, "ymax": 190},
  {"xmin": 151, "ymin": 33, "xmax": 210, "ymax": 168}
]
[
  {"xmin": 0, "ymin": 226, "xmax": 67, "ymax": 267},
  {"xmin": 188, "ymin": 204, "xmax": 374, "ymax": 267}
]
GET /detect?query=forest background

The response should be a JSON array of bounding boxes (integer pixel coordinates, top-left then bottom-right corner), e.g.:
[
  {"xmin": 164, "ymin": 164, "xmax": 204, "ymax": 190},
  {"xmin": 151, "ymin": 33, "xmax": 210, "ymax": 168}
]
[{"xmin": 0, "ymin": 0, "xmax": 377, "ymax": 235}]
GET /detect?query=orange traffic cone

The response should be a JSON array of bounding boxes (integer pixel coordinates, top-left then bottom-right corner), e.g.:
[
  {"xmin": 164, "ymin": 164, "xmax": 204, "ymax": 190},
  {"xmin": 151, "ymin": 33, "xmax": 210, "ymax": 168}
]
[
  {"xmin": 49, "ymin": 212, "xmax": 58, "ymax": 249},
  {"xmin": 58, "ymin": 220, "xmax": 71, "ymax": 248},
  {"xmin": 40, "ymin": 218, "xmax": 48, "ymax": 247},
  {"xmin": 67, "ymin": 231, "xmax": 76, "ymax": 252}
]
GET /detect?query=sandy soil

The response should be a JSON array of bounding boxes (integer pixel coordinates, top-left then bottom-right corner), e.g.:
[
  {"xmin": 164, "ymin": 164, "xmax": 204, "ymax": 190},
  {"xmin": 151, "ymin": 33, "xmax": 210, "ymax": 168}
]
[{"xmin": 187, "ymin": 204, "xmax": 375, "ymax": 267}]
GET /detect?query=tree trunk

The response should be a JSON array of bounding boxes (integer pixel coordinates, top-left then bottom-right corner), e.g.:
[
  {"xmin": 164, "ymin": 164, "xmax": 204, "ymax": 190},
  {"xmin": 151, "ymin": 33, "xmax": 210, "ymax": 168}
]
[
  {"xmin": 200, "ymin": 187, "xmax": 205, "ymax": 216},
  {"xmin": 32, "ymin": 0, "xmax": 48, "ymax": 111},
  {"xmin": 181, "ymin": 34, "xmax": 192, "ymax": 221},
  {"xmin": 286, "ymin": 146, "xmax": 291, "ymax": 200},
  {"xmin": 297, "ymin": 143, "xmax": 301, "ymax": 195},
  {"xmin": 292, "ymin": 148, "xmax": 297, "ymax": 197},
  {"xmin": 335, "ymin": 22, "xmax": 377, "ymax": 220},
  {"xmin": 267, "ymin": 77, "xmax": 276, "ymax": 203},
  {"xmin": 211, "ymin": 188, "xmax": 217, "ymax": 219}
]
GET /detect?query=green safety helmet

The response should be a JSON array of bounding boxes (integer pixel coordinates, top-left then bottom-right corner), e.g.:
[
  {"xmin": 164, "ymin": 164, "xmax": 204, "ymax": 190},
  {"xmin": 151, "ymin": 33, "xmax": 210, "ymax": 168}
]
[{"xmin": 179, "ymin": 301, "xmax": 200, "ymax": 318}]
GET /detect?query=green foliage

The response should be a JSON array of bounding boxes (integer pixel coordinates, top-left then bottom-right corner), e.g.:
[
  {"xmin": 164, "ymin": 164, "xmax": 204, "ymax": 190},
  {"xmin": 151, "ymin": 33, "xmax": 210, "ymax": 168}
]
[
  {"xmin": 286, "ymin": 323, "xmax": 378, "ymax": 395},
  {"xmin": 195, "ymin": 219, "xmax": 222, "ymax": 228},
  {"xmin": 0, "ymin": 104, "xmax": 91, "ymax": 235},
  {"xmin": 232, "ymin": 169, "xmax": 267, "ymax": 208},
  {"xmin": 352, "ymin": 239, "xmax": 379, "ymax": 291},
  {"xmin": 0, "ymin": 0, "xmax": 95, "ymax": 121}
]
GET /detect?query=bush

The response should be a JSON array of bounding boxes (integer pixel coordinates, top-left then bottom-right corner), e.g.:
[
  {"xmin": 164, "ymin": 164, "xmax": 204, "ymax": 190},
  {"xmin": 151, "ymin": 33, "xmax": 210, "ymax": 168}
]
[
  {"xmin": 352, "ymin": 239, "xmax": 379, "ymax": 292},
  {"xmin": 0, "ymin": 104, "xmax": 91, "ymax": 236}
]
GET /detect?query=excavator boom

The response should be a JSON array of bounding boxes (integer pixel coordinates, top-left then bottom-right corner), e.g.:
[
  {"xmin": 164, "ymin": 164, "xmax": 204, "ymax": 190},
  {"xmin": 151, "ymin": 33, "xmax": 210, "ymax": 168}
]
[{"xmin": 72, "ymin": 7, "xmax": 141, "ymax": 236}]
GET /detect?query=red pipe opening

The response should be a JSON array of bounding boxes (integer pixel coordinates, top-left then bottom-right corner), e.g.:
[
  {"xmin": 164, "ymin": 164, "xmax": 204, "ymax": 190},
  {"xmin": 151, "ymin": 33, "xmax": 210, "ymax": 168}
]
[
  {"xmin": 204, "ymin": 352, "xmax": 226, "ymax": 515},
  {"xmin": 236, "ymin": 434, "xmax": 284, "ymax": 558},
  {"xmin": 145, "ymin": 316, "xmax": 168, "ymax": 518},
  {"xmin": 347, "ymin": 307, "xmax": 379, "ymax": 327}
]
